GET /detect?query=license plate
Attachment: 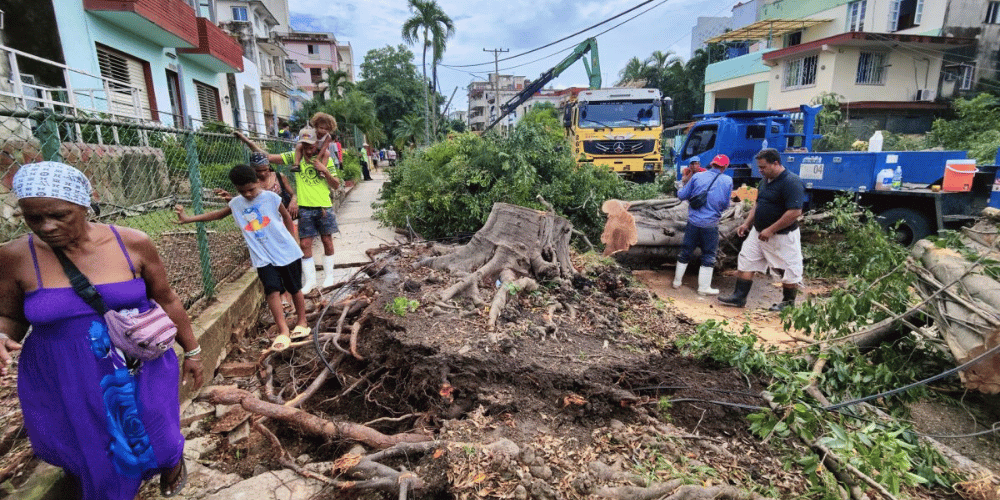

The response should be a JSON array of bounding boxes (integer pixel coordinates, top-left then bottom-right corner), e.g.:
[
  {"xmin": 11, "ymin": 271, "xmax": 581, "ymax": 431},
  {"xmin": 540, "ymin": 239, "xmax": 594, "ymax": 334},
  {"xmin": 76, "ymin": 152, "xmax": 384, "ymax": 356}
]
[{"xmin": 800, "ymin": 162, "xmax": 824, "ymax": 180}]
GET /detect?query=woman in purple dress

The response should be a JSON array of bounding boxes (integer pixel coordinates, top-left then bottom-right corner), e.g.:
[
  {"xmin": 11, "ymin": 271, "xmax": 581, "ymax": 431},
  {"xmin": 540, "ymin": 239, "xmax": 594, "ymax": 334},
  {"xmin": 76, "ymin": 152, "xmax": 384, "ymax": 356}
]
[{"xmin": 0, "ymin": 162, "xmax": 204, "ymax": 499}]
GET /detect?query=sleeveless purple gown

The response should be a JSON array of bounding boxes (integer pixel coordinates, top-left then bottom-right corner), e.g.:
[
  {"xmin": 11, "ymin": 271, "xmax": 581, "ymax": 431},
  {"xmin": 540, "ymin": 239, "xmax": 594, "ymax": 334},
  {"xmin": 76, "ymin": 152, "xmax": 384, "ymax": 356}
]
[{"xmin": 17, "ymin": 227, "xmax": 183, "ymax": 500}]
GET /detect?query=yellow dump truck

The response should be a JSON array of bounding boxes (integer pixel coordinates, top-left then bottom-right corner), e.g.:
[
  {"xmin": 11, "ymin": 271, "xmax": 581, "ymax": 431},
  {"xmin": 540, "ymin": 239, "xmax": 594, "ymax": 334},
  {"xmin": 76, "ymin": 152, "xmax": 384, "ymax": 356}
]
[{"xmin": 562, "ymin": 88, "xmax": 672, "ymax": 182}]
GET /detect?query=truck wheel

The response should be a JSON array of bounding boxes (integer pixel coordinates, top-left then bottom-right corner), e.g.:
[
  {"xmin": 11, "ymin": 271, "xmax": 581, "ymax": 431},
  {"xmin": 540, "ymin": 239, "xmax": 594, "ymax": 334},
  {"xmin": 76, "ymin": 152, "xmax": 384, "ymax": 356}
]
[{"xmin": 877, "ymin": 208, "xmax": 931, "ymax": 246}]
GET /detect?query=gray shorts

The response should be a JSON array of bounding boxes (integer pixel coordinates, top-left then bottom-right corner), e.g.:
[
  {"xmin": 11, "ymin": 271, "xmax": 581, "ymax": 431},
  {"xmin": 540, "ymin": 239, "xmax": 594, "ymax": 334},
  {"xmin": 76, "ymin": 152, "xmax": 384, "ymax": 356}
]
[{"xmin": 298, "ymin": 207, "xmax": 338, "ymax": 238}]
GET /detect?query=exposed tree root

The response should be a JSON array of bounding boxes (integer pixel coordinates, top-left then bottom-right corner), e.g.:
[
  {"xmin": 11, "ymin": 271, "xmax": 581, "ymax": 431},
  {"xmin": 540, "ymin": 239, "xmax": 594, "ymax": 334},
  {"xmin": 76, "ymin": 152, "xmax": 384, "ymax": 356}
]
[
  {"xmin": 488, "ymin": 268, "xmax": 539, "ymax": 334},
  {"xmin": 198, "ymin": 386, "xmax": 432, "ymax": 449}
]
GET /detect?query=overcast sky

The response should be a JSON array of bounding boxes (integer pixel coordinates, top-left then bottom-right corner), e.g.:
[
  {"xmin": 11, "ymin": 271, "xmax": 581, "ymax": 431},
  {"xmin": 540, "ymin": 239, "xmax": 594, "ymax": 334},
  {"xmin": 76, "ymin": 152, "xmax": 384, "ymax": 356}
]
[{"xmin": 288, "ymin": 0, "xmax": 738, "ymax": 113}]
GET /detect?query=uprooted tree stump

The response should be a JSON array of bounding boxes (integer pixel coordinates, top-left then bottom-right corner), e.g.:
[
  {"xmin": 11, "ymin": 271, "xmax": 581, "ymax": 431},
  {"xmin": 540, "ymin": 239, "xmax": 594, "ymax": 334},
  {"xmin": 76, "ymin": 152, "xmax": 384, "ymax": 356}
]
[{"xmin": 417, "ymin": 203, "xmax": 576, "ymax": 335}]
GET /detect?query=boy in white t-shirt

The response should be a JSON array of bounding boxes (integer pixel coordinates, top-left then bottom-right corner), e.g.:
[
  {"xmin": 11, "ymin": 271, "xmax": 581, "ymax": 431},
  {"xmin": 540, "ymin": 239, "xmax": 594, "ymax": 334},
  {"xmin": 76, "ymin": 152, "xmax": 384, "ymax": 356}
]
[{"xmin": 174, "ymin": 164, "xmax": 310, "ymax": 348}]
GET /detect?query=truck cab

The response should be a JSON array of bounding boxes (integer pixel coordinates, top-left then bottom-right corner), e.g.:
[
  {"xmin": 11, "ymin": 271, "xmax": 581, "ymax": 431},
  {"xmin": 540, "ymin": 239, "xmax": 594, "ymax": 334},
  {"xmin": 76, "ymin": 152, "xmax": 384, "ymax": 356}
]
[{"xmin": 564, "ymin": 88, "xmax": 673, "ymax": 182}]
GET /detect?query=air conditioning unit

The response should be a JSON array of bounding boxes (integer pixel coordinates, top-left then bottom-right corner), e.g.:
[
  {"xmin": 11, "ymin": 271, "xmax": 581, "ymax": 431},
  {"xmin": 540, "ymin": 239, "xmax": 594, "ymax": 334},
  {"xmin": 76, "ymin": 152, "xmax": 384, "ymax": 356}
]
[{"xmin": 915, "ymin": 89, "xmax": 936, "ymax": 101}]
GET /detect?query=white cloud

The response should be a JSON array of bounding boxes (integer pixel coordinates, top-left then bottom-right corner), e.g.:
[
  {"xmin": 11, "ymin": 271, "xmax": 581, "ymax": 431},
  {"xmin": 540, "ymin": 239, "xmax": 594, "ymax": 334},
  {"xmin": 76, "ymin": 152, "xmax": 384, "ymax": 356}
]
[{"xmin": 288, "ymin": 0, "xmax": 737, "ymax": 111}]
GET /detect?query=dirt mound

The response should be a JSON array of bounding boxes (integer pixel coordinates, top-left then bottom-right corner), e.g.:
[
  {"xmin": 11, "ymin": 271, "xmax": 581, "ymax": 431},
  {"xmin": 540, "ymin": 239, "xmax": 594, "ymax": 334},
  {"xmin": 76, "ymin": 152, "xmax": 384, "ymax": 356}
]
[{"xmin": 180, "ymin": 245, "xmax": 801, "ymax": 499}]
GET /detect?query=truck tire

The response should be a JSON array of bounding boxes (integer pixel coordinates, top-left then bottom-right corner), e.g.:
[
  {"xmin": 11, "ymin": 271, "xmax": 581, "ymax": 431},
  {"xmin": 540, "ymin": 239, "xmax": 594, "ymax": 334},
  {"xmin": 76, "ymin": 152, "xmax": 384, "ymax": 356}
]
[{"xmin": 877, "ymin": 208, "xmax": 931, "ymax": 246}]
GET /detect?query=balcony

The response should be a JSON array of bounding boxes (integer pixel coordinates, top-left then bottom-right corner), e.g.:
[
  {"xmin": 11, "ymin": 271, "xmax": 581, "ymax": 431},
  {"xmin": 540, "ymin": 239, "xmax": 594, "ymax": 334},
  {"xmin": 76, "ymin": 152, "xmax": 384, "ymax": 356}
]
[
  {"xmin": 261, "ymin": 73, "xmax": 293, "ymax": 92},
  {"xmin": 84, "ymin": 0, "xmax": 199, "ymax": 48},
  {"xmin": 178, "ymin": 17, "xmax": 244, "ymax": 73},
  {"xmin": 705, "ymin": 49, "xmax": 774, "ymax": 86}
]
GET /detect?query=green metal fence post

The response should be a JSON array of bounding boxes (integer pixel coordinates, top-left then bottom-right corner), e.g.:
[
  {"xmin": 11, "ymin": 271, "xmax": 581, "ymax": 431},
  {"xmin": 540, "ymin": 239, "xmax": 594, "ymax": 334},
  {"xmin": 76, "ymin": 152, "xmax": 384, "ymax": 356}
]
[
  {"xmin": 38, "ymin": 108, "xmax": 62, "ymax": 162},
  {"xmin": 184, "ymin": 131, "xmax": 216, "ymax": 298}
]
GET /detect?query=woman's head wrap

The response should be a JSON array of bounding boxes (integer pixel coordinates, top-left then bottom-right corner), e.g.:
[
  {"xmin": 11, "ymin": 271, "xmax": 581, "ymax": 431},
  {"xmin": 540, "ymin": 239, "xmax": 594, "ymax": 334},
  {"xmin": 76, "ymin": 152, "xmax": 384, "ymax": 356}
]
[
  {"xmin": 12, "ymin": 162, "xmax": 93, "ymax": 208},
  {"xmin": 250, "ymin": 152, "xmax": 269, "ymax": 167}
]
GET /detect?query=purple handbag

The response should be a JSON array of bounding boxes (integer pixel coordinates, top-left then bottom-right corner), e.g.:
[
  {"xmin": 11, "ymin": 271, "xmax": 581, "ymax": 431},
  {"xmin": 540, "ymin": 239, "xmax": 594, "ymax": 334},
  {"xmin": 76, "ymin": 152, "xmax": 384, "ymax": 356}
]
[{"xmin": 103, "ymin": 300, "xmax": 178, "ymax": 361}]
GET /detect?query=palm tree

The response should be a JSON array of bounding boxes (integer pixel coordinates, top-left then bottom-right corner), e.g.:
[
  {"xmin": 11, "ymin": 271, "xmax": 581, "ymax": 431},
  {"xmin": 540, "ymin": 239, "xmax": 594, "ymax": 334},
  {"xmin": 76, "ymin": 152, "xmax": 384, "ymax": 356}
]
[
  {"xmin": 324, "ymin": 69, "xmax": 353, "ymax": 100},
  {"xmin": 327, "ymin": 89, "xmax": 386, "ymax": 144},
  {"xmin": 393, "ymin": 114, "xmax": 425, "ymax": 150},
  {"xmin": 401, "ymin": 0, "xmax": 455, "ymax": 144},
  {"xmin": 617, "ymin": 57, "xmax": 646, "ymax": 86}
]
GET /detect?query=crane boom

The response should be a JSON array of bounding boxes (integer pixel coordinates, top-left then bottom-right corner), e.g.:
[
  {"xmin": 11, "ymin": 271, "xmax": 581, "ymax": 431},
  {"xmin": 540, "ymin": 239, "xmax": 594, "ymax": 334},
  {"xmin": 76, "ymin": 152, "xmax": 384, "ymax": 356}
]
[{"xmin": 484, "ymin": 38, "xmax": 600, "ymax": 132}]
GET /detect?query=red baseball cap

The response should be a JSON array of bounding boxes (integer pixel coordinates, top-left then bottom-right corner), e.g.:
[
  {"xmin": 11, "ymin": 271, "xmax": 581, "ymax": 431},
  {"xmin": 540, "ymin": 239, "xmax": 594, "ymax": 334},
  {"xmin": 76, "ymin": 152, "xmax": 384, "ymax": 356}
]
[{"xmin": 711, "ymin": 154, "xmax": 730, "ymax": 167}]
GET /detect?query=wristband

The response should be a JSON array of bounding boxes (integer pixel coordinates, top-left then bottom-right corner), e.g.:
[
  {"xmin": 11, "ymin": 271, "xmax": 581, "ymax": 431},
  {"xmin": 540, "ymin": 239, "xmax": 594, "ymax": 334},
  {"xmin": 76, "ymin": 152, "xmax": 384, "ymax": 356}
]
[{"xmin": 184, "ymin": 346, "xmax": 202, "ymax": 358}]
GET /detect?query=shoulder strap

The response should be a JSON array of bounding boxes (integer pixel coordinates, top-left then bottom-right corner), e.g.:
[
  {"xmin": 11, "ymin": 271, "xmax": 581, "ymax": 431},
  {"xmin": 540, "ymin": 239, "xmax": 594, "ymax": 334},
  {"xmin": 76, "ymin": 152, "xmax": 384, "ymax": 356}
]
[
  {"xmin": 52, "ymin": 248, "xmax": 108, "ymax": 315},
  {"xmin": 700, "ymin": 171, "xmax": 722, "ymax": 195}
]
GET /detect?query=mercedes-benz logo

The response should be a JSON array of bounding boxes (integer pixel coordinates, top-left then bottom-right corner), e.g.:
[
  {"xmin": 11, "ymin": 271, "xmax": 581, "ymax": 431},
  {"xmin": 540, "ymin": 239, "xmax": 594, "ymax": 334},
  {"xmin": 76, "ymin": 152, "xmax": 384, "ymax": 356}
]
[{"xmin": 613, "ymin": 142, "xmax": 625, "ymax": 154}]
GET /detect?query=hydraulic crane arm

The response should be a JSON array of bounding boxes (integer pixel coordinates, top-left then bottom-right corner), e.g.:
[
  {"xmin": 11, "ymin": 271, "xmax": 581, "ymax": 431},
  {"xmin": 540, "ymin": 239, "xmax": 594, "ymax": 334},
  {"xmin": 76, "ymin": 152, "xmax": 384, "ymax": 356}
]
[{"xmin": 484, "ymin": 38, "xmax": 600, "ymax": 132}]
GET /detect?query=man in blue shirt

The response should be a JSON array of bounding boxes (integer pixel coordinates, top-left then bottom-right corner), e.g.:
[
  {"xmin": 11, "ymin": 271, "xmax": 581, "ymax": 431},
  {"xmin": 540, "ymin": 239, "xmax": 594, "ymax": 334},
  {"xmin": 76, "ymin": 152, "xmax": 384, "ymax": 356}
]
[{"xmin": 674, "ymin": 154, "xmax": 734, "ymax": 295}]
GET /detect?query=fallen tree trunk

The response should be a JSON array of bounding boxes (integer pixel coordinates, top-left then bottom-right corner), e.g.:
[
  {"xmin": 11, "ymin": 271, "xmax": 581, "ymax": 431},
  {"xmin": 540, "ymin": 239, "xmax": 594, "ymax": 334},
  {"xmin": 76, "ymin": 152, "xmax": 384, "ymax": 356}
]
[{"xmin": 910, "ymin": 233, "xmax": 1000, "ymax": 394}]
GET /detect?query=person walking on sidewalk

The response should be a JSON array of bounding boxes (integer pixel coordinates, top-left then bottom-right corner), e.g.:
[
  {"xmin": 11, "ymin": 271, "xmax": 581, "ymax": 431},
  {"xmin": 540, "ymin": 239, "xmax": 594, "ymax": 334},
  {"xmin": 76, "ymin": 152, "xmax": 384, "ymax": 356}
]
[
  {"xmin": 175, "ymin": 165, "xmax": 311, "ymax": 347},
  {"xmin": 718, "ymin": 148, "xmax": 805, "ymax": 311},
  {"xmin": 234, "ymin": 129, "xmax": 341, "ymax": 293},
  {"xmin": 673, "ymin": 154, "xmax": 733, "ymax": 295}
]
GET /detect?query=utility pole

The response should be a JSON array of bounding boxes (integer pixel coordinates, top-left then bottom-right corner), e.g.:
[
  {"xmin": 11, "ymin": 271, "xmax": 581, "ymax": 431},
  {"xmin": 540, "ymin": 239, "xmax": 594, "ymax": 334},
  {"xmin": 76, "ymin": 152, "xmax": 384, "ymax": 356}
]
[{"xmin": 483, "ymin": 48, "xmax": 509, "ymax": 123}]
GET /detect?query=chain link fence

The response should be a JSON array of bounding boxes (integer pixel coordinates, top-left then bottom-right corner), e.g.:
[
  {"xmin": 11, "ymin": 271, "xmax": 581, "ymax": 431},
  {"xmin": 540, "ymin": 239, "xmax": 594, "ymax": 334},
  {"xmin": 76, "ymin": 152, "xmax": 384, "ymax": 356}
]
[{"xmin": 0, "ymin": 107, "xmax": 296, "ymax": 308}]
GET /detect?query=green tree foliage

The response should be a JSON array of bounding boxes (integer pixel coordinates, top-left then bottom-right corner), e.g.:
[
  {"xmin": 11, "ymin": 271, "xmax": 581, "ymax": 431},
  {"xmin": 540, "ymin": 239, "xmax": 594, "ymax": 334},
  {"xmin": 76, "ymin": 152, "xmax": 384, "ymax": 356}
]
[
  {"xmin": 517, "ymin": 102, "xmax": 561, "ymax": 142},
  {"xmin": 393, "ymin": 114, "xmax": 425, "ymax": 151},
  {"xmin": 323, "ymin": 69, "xmax": 353, "ymax": 100},
  {"xmin": 325, "ymin": 89, "xmax": 386, "ymax": 144},
  {"xmin": 401, "ymin": 0, "xmax": 455, "ymax": 142},
  {"xmin": 927, "ymin": 93, "xmax": 1000, "ymax": 164},
  {"xmin": 356, "ymin": 45, "xmax": 427, "ymax": 146},
  {"xmin": 375, "ymin": 110, "xmax": 659, "ymax": 245}
]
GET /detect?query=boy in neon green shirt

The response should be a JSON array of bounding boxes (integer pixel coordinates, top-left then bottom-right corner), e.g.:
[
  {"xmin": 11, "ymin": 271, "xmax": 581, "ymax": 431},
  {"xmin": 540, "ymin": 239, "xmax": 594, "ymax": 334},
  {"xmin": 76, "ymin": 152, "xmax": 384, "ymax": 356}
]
[{"xmin": 234, "ymin": 129, "xmax": 340, "ymax": 293}]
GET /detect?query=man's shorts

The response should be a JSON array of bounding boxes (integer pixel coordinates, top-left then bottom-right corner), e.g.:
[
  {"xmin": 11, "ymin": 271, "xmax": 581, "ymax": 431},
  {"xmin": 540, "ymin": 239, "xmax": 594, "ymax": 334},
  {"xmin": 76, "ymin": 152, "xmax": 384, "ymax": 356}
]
[
  {"xmin": 298, "ymin": 206, "xmax": 338, "ymax": 238},
  {"xmin": 257, "ymin": 259, "xmax": 303, "ymax": 295},
  {"xmin": 737, "ymin": 227, "xmax": 803, "ymax": 284}
]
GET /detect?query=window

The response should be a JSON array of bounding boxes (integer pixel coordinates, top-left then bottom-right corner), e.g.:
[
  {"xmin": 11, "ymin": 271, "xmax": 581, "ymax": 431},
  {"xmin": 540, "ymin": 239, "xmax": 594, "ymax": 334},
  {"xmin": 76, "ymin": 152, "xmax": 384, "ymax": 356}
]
[
  {"xmin": 310, "ymin": 67, "xmax": 323, "ymax": 82},
  {"xmin": 784, "ymin": 55, "xmax": 818, "ymax": 89},
  {"xmin": 959, "ymin": 64, "xmax": 975, "ymax": 90},
  {"xmin": 785, "ymin": 30, "xmax": 802, "ymax": 47},
  {"xmin": 847, "ymin": 0, "xmax": 866, "ymax": 31},
  {"xmin": 194, "ymin": 80, "xmax": 221, "ymax": 124},
  {"xmin": 684, "ymin": 125, "xmax": 718, "ymax": 157},
  {"xmin": 307, "ymin": 44, "xmax": 318, "ymax": 54},
  {"xmin": 889, "ymin": 0, "xmax": 923, "ymax": 31},
  {"xmin": 856, "ymin": 52, "xmax": 888, "ymax": 85},
  {"xmin": 96, "ymin": 45, "xmax": 152, "ymax": 120},
  {"xmin": 232, "ymin": 6, "xmax": 248, "ymax": 21},
  {"xmin": 987, "ymin": 2, "xmax": 1000, "ymax": 23}
]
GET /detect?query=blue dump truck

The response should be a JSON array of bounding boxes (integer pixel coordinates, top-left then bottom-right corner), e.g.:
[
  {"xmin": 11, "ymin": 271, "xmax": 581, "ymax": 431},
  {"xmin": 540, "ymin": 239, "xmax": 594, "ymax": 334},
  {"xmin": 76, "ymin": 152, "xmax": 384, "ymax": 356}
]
[{"xmin": 676, "ymin": 105, "xmax": 1000, "ymax": 245}]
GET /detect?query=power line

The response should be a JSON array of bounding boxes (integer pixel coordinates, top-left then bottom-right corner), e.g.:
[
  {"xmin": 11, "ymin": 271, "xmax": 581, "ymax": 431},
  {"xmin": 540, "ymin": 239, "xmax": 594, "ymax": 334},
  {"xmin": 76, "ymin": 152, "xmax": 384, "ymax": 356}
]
[{"xmin": 442, "ymin": 0, "xmax": 665, "ymax": 68}]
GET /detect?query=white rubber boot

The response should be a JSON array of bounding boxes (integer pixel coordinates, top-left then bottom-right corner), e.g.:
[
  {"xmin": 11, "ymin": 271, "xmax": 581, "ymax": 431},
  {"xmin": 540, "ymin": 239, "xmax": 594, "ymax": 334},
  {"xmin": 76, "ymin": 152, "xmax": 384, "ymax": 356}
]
[
  {"xmin": 321, "ymin": 254, "xmax": 336, "ymax": 288},
  {"xmin": 301, "ymin": 257, "xmax": 316, "ymax": 294},
  {"xmin": 697, "ymin": 266, "xmax": 720, "ymax": 295},
  {"xmin": 672, "ymin": 262, "xmax": 688, "ymax": 289}
]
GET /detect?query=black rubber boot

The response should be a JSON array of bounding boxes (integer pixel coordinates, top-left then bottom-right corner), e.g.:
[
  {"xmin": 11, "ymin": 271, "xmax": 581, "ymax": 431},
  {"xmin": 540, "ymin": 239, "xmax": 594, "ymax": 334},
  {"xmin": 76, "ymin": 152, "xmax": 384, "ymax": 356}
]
[
  {"xmin": 718, "ymin": 278, "xmax": 753, "ymax": 308},
  {"xmin": 768, "ymin": 287, "xmax": 798, "ymax": 312}
]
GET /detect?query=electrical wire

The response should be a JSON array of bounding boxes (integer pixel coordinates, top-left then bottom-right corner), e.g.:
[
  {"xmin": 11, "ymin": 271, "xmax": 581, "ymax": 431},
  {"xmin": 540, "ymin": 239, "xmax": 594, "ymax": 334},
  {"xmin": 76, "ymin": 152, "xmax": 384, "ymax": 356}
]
[{"xmin": 441, "ymin": 0, "xmax": 663, "ymax": 68}]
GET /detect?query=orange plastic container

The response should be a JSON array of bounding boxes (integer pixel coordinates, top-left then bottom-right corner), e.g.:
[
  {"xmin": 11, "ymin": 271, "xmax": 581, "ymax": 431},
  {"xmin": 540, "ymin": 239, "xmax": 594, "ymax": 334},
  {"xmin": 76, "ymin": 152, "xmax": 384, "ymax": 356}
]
[{"xmin": 943, "ymin": 159, "xmax": 977, "ymax": 192}]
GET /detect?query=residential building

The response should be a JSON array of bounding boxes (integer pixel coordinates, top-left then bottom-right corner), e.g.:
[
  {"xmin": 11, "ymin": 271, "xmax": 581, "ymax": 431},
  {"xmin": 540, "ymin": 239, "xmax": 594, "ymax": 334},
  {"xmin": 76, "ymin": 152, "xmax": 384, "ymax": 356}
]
[
  {"xmin": 279, "ymin": 30, "xmax": 339, "ymax": 100},
  {"xmin": 467, "ymin": 74, "xmax": 527, "ymax": 132},
  {"xmin": 338, "ymin": 43, "xmax": 355, "ymax": 82},
  {"xmin": 702, "ymin": 0, "xmax": 979, "ymax": 133},
  {"xmin": 691, "ymin": 16, "xmax": 732, "ymax": 58},
  {"xmin": 938, "ymin": 0, "xmax": 1000, "ymax": 94},
  {"xmin": 1, "ymin": 0, "xmax": 242, "ymax": 129},
  {"xmin": 216, "ymin": 0, "xmax": 294, "ymax": 135}
]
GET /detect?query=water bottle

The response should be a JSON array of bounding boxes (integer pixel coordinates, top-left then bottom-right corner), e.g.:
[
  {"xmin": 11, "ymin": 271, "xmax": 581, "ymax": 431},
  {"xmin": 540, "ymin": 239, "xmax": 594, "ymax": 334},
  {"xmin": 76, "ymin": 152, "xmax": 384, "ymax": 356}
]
[
  {"xmin": 892, "ymin": 165, "xmax": 902, "ymax": 190},
  {"xmin": 761, "ymin": 138, "xmax": 768, "ymax": 150}
]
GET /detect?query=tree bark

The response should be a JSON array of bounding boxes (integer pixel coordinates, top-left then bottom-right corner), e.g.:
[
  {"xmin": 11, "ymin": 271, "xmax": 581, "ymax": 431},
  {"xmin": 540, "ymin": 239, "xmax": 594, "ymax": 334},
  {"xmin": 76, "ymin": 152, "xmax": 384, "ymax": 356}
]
[{"xmin": 910, "ymin": 239, "xmax": 1000, "ymax": 394}]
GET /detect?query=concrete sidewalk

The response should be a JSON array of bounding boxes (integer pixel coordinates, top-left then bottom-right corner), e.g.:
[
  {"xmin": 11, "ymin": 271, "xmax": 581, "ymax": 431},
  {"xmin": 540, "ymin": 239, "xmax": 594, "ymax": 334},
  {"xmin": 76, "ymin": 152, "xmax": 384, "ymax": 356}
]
[{"xmin": 314, "ymin": 170, "xmax": 398, "ymax": 283}]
